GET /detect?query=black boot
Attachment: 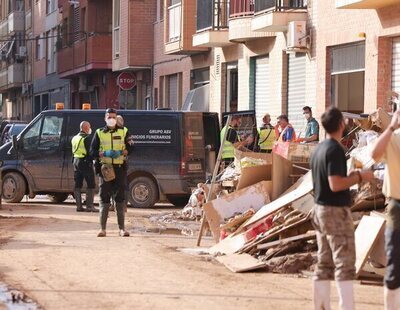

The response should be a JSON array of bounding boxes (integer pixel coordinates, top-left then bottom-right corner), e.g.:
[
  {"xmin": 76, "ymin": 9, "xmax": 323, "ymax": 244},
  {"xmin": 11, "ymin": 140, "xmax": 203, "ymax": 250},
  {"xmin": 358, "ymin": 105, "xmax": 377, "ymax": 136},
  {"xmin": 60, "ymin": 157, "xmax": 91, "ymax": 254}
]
[
  {"xmin": 74, "ymin": 188, "xmax": 85, "ymax": 212},
  {"xmin": 85, "ymin": 189, "xmax": 98, "ymax": 212}
]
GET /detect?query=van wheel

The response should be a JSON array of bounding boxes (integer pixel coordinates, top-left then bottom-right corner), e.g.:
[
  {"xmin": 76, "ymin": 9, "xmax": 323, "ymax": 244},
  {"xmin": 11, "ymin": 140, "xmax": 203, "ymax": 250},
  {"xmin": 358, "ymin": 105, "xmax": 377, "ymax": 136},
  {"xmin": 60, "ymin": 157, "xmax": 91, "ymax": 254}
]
[
  {"xmin": 129, "ymin": 177, "xmax": 158, "ymax": 208},
  {"xmin": 167, "ymin": 195, "xmax": 190, "ymax": 207},
  {"xmin": 2, "ymin": 172, "xmax": 26, "ymax": 203},
  {"xmin": 47, "ymin": 193, "xmax": 69, "ymax": 203}
]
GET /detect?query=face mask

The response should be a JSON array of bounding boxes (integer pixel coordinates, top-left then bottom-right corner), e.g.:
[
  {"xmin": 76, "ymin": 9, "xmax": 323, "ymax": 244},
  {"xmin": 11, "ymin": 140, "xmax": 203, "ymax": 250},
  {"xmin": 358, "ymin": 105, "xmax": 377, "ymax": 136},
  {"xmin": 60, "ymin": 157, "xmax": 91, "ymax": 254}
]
[
  {"xmin": 106, "ymin": 118, "xmax": 117, "ymax": 128},
  {"xmin": 87, "ymin": 128, "xmax": 92, "ymax": 135}
]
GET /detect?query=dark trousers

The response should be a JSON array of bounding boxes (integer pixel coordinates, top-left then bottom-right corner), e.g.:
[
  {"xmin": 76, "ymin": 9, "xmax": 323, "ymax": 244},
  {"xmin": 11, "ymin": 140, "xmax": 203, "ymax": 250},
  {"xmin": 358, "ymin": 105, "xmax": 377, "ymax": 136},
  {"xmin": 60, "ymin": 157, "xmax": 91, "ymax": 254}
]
[
  {"xmin": 73, "ymin": 158, "xmax": 95, "ymax": 189},
  {"xmin": 385, "ymin": 199, "xmax": 400, "ymax": 289},
  {"xmin": 99, "ymin": 165, "xmax": 126, "ymax": 203}
]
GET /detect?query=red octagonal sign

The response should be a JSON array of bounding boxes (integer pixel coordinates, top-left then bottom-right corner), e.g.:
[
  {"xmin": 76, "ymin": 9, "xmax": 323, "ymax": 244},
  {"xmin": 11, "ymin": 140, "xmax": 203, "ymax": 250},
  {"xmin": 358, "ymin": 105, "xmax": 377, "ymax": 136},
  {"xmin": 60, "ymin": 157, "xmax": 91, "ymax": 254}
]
[{"xmin": 117, "ymin": 72, "xmax": 136, "ymax": 90}]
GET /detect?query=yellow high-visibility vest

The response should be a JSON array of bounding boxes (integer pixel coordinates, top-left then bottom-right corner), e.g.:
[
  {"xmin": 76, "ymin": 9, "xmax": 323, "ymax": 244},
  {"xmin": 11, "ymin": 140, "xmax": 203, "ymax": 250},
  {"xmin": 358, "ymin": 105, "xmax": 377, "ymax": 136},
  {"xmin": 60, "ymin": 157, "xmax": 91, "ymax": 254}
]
[
  {"xmin": 220, "ymin": 125, "xmax": 240, "ymax": 160},
  {"xmin": 71, "ymin": 134, "xmax": 88, "ymax": 158},
  {"xmin": 258, "ymin": 127, "xmax": 276, "ymax": 151},
  {"xmin": 97, "ymin": 127, "xmax": 127, "ymax": 165}
]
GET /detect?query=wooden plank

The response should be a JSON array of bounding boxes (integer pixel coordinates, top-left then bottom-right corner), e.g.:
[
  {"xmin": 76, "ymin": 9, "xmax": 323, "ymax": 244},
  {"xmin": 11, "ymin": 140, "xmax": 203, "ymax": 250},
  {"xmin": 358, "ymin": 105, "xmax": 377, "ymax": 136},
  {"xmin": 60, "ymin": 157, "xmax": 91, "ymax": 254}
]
[
  {"xmin": 257, "ymin": 231, "xmax": 316, "ymax": 250},
  {"xmin": 291, "ymin": 193, "xmax": 314, "ymax": 214},
  {"xmin": 203, "ymin": 181, "xmax": 271, "ymax": 243},
  {"xmin": 240, "ymin": 216, "xmax": 311, "ymax": 253},
  {"xmin": 369, "ymin": 211, "xmax": 387, "ymax": 267},
  {"xmin": 355, "ymin": 216, "xmax": 386, "ymax": 278},
  {"xmin": 208, "ymin": 233, "xmax": 247, "ymax": 256},
  {"xmin": 243, "ymin": 172, "xmax": 313, "ymax": 229},
  {"xmin": 216, "ymin": 253, "xmax": 266, "ymax": 273}
]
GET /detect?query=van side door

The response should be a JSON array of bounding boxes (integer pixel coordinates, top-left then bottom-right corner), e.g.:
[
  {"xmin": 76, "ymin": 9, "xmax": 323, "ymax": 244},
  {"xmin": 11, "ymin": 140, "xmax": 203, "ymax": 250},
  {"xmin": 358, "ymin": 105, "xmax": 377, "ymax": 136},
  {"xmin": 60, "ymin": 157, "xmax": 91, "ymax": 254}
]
[{"xmin": 19, "ymin": 114, "xmax": 65, "ymax": 191}]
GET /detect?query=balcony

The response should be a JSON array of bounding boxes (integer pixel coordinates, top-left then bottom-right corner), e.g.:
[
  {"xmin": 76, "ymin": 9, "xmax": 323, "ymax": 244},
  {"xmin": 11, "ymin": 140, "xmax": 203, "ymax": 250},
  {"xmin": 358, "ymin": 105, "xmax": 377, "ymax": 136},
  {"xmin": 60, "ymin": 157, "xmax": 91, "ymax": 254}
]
[
  {"xmin": 335, "ymin": 0, "xmax": 399, "ymax": 9},
  {"xmin": 165, "ymin": 0, "xmax": 208, "ymax": 54},
  {"xmin": 252, "ymin": 0, "xmax": 307, "ymax": 32},
  {"xmin": 8, "ymin": 11, "xmax": 25, "ymax": 33},
  {"xmin": 192, "ymin": 0, "xmax": 231, "ymax": 48},
  {"xmin": 229, "ymin": 0, "xmax": 275, "ymax": 42},
  {"xmin": 0, "ymin": 63, "xmax": 24, "ymax": 91},
  {"xmin": 0, "ymin": 18, "xmax": 8, "ymax": 37},
  {"xmin": 57, "ymin": 34, "xmax": 112, "ymax": 78}
]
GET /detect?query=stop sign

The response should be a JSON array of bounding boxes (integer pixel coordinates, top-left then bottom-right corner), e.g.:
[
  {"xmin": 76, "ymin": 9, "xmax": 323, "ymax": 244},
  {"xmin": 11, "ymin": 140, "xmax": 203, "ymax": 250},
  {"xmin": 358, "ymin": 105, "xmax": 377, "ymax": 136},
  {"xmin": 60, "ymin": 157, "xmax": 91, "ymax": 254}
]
[{"xmin": 117, "ymin": 72, "xmax": 136, "ymax": 90}]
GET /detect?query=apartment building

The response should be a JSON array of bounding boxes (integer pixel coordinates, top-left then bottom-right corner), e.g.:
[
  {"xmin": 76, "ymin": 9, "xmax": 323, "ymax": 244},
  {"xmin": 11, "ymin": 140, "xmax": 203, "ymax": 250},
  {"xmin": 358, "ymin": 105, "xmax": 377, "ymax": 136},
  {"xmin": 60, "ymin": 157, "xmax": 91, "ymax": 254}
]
[
  {"xmin": 0, "ymin": 0, "xmax": 29, "ymax": 120},
  {"xmin": 32, "ymin": 0, "xmax": 69, "ymax": 116},
  {"xmin": 153, "ymin": 0, "xmax": 212, "ymax": 110},
  {"xmin": 57, "ymin": 0, "xmax": 115, "ymax": 109},
  {"xmin": 316, "ymin": 0, "xmax": 400, "ymax": 117},
  {"xmin": 191, "ymin": 0, "xmax": 314, "ymax": 133}
]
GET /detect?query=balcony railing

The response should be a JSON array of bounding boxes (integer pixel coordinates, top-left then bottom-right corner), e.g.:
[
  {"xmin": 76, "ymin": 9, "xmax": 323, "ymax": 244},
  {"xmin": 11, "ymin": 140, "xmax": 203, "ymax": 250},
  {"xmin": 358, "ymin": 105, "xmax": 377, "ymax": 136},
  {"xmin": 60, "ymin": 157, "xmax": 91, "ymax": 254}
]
[
  {"xmin": 196, "ymin": 0, "xmax": 229, "ymax": 32},
  {"xmin": 168, "ymin": 2, "xmax": 182, "ymax": 42},
  {"xmin": 255, "ymin": 0, "xmax": 306, "ymax": 13},
  {"xmin": 230, "ymin": 0, "xmax": 254, "ymax": 18}
]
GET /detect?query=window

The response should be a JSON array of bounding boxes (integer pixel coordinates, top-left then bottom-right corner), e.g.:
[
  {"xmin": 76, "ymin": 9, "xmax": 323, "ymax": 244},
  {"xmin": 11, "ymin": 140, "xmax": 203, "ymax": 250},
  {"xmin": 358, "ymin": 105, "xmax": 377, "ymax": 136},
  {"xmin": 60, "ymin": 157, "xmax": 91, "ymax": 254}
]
[
  {"xmin": 23, "ymin": 116, "xmax": 42, "ymax": 150},
  {"xmin": 46, "ymin": 0, "xmax": 55, "ymax": 14},
  {"xmin": 81, "ymin": 7, "xmax": 86, "ymax": 39},
  {"xmin": 73, "ymin": 6, "xmax": 80, "ymax": 42},
  {"xmin": 113, "ymin": 0, "xmax": 120, "ymax": 57},
  {"xmin": 35, "ymin": 36, "xmax": 41, "ymax": 60},
  {"xmin": 45, "ymin": 29, "xmax": 57, "ymax": 74},
  {"xmin": 23, "ymin": 115, "xmax": 63, "ymax": 151},
  {"xmin": 168, "ymin": 0, "xmax": 181, "ymax": 42}
]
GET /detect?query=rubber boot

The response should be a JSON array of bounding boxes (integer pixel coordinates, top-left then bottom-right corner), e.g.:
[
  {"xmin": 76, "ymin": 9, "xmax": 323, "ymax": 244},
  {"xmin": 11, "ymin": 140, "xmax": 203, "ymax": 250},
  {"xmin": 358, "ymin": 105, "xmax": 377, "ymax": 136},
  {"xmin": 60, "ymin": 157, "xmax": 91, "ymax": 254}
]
[
  {"xmin": 115, "ymin": 201, "xmax": 126, "ymax": 230},
  {"xmin": 313, "ymin": 280, "xmax": 331, "ymax": 310},
  {"xmin": 74, "ymin": 188, "xmax": 85, "ymax": 212},
  {"xmin": 85, "ymin": 188, "xmax": 98, "ymax": 212},
  {"xmin": 384, "ymin": 286, "xmax": 400, "ymax": 310},
  {"xmin": 336, "ymin": 281, "xmax": 354, "ymax": 310},
  {"xmin": 99, "ymin": 202, "xmax": 110, "ymax": 231}
]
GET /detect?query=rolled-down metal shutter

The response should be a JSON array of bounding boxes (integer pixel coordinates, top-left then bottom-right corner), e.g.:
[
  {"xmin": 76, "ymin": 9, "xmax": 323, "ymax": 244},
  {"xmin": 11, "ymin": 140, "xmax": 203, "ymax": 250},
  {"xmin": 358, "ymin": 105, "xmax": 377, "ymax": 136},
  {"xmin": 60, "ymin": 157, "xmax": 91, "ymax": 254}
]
[
  {"xmin": 287, "ymin": 53, "xmax": 306, "ymax": 136},
  {"xmin": 255, "ymin": 56, "xmax": 271, "ymax": 127},
  {"xmin": 168, "ymin": 74, "xmax": 178, "ymax": 110},
  {"xmin": 393, "ymin": 38, "xmax": 400, "ymax": 95}
]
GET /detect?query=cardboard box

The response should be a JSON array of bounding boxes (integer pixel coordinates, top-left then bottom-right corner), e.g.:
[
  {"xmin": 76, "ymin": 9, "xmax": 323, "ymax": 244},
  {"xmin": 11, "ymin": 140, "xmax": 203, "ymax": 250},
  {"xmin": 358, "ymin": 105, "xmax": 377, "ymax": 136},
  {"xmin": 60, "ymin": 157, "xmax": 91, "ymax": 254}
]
[
  {"xmin": 203, "ymin": 181, "xmax": 271, "ymax": 242},
  {"xmin": 273, "ymin": 142, "xmax": 317, "ymax": 163}
]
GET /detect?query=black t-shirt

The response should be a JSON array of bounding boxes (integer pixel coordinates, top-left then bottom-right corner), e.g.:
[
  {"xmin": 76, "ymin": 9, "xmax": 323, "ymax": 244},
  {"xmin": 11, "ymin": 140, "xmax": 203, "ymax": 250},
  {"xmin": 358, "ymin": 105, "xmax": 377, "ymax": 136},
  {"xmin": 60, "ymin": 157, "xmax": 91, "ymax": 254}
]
[
  {"xmin": 310, "ymin": 138, "xmax": 351, "ymax": 206},
  {"xmin": 226, "ymin": 127, "xmax": 238, "ymax": 144}
]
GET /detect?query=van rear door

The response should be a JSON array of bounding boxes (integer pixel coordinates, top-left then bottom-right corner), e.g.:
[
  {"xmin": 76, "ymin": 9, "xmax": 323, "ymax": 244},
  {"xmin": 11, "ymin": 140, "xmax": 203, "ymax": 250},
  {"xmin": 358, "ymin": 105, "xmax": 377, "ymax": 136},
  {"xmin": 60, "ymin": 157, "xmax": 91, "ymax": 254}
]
[{"xmin": 182, "ymin": 112, "xmax": 205, "ymax": 176}]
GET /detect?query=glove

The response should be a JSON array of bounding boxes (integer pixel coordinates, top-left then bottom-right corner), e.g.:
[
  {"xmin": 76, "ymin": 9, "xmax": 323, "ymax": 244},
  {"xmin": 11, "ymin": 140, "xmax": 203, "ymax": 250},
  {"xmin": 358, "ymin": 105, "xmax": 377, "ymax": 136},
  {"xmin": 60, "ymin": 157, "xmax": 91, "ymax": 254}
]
[
  {"xmin": 111, "ymin": 150, "xmax": 122, "ymax": 159},
  {"xmin": 103, "ymin": 150, "xmax": 115, "ymax": 158}
]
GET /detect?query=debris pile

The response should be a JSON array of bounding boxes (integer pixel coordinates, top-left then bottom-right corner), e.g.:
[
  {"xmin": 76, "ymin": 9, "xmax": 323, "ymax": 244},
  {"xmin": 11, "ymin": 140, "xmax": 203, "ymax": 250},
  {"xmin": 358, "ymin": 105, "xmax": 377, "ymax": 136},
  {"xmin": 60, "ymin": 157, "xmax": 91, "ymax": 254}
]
[{"xmin": 193, "ymin": 109, "xmax": 391, "ymax": 281}]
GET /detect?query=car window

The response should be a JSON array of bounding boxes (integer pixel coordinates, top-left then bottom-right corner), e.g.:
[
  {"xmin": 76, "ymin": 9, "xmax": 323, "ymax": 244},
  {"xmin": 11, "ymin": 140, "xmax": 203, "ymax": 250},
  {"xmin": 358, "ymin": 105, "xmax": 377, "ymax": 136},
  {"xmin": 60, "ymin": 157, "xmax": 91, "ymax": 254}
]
[
  {"xmin": 23, "ymin": 116, "xmax": 63, "ymax": 151},
  {"xmin": 23, "ymin": 119, "xmax": 42, "ymax": 150},
  {"xmin": 39, "ymin": 116, "xmax": 63, "ymax": 149}
]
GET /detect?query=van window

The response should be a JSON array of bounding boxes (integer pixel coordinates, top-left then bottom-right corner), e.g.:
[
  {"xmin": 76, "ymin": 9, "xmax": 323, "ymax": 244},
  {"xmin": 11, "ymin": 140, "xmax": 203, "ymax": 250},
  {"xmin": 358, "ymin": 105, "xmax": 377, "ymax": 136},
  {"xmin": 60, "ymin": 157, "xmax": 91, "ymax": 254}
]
[{"xmin": 23, "ymin": 115, "xmax": 63, "ymax": 151}]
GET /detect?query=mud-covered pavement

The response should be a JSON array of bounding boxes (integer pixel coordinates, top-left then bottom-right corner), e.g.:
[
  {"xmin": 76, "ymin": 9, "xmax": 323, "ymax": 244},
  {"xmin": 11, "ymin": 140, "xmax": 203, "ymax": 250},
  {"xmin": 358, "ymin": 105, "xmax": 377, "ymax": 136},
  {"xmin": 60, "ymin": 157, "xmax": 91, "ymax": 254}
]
[{"xmin": 0, "ymin": 198, "xmax": 383, "ymax": 309}]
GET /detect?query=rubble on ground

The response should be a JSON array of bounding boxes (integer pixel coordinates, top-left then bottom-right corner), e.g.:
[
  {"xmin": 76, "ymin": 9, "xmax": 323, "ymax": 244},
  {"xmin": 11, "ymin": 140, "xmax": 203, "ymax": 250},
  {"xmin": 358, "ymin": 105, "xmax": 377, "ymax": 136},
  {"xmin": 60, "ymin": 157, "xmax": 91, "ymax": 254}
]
[{"xmin": 189, "ymin": 109, "xmax": 391, "ymax": 279}]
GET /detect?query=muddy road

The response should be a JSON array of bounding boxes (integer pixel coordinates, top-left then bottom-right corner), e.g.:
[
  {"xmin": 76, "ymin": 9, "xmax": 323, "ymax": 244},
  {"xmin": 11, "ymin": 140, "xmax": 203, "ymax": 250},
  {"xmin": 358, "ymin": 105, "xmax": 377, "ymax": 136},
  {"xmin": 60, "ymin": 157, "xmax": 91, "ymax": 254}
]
[{"xmin": 0, "ymin": 198, "xmax": 383, "ymax": 309}]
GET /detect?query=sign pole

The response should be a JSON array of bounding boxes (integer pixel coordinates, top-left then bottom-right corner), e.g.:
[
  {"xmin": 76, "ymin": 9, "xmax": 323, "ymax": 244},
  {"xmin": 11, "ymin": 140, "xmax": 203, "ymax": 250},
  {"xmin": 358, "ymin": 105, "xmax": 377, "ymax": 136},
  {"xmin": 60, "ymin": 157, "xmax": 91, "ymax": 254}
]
[{"xmin": 125, "ymin": 90, "xmax": 128, "ymax": 110}]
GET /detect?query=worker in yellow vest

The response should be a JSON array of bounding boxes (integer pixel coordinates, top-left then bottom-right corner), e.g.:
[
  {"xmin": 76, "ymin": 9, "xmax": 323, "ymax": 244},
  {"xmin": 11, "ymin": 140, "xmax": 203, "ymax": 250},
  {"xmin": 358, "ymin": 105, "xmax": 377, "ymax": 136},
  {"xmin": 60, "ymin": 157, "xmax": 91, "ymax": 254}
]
[
  {"xmin": 71, "ymin": 121, "xmax": 97, "ymax": 212},
  {"xmin": 90, "ymin": 108, "xmax": 134, "ymax": 237},
  {"xmin": 257, "ymin": 113, "xmax": 276, "ymax": 153},
  {"xmin": 220, "ymin": 115, "xmax": 253, "ymax": 165}
]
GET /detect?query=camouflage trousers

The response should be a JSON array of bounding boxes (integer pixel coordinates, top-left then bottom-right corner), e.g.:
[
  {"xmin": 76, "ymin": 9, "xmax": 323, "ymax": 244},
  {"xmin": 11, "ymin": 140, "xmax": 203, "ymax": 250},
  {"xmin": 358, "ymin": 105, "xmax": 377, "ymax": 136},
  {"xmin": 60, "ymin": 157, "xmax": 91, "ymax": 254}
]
[
  {"xmin": 311, "ymin": 204, "xmax": 356, "ymax": 281},
  {"xmin": 385, "ymin": 199, "xmax": 400, "ymax": 289}
]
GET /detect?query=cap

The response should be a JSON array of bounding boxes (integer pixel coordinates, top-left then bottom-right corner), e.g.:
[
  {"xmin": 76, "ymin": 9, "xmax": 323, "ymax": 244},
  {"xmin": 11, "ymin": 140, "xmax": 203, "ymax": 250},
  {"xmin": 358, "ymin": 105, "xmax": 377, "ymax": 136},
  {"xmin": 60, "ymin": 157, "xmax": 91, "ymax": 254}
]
[{"xmin": 106, "ymin": 108, "xmax": 117, "ymax": 114}]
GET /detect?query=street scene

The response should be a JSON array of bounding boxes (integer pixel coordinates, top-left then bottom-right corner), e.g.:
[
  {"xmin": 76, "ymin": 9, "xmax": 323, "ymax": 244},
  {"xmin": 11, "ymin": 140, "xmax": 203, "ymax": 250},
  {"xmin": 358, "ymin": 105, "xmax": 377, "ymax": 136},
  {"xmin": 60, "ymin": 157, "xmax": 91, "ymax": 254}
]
[{"xmin": 1, "ymin": 0, "xmax": 400, "ymax": 309}]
